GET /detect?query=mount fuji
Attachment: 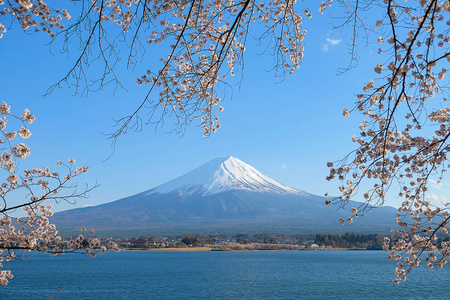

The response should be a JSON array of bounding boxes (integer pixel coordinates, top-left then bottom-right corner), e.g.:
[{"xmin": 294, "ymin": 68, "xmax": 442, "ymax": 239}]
[{"xmin": 51, "ymin": 156, "xmax": 397, "ymax": 235}]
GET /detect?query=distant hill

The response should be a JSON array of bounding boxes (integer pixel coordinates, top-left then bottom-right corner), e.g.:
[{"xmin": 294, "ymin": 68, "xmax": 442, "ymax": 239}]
[{"xmin": 51, "ymin": 156, "xmax": 398, "ymax": 236}]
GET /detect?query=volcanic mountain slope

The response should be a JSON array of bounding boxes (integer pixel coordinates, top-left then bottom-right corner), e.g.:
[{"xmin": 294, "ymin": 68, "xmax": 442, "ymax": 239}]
[{"xmin": 51, "ymin": 156, "xmax": 397, "ymax": 235}]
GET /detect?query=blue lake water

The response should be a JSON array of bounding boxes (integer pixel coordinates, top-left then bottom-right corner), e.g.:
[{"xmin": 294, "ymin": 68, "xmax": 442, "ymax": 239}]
[{"xmin": 2, "ymin": 250, "xmax": 449, "ymax": 299}]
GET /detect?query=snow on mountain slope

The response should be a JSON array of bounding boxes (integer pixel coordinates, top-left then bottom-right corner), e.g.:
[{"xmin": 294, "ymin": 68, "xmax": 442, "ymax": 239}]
[{"xmin": 150, "ymin": 156, "xmax": 307, "ymax": 196}]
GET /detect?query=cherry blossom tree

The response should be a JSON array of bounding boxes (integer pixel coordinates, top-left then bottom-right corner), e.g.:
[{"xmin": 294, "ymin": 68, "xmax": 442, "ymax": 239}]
[
  {"xmin": 1, "ymin": 0, "xmax": 450, "ymax": 283},
  {"xmin": 0, "ymin": 0, "xmax": 312, "ymax": 142},
  {"xmin": 324, "ymin": 0, "xmax": 450, "ymax": 284},
  {"xmin": 0, "ymin": 102, "xmax": 119, "ymax": 286}
]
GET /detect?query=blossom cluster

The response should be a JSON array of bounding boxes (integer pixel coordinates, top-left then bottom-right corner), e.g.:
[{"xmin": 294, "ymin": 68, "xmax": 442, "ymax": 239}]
[
  {"xmin": 326, "ymin": 0, "xmax": 450, "ymax": 283},
  {"xmin": 0, "ymin": 22, "xmax": 5, "ymax": 38},
  {"xmin": 0, "ymin": 0, "xmax": 70, "ymax": 39},
  {"xmin": 0, "ymin": 103, "xmax": 118, "ymax": 286}
]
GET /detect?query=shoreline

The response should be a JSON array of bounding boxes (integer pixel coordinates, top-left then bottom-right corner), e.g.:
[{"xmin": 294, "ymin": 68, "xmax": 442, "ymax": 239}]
[
  {"xmin": 146, "ymin": 247, "xmax": 212, "ymax": 251},
  {"xmin": 121, "ymin": 247, "xmax": 371, "ymax": 252}
]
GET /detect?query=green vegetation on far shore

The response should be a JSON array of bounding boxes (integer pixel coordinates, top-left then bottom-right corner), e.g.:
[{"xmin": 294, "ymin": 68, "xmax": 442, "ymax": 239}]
[{"xmin": 118, "ymin": 232, "xmax": 384, "ymax": 251}]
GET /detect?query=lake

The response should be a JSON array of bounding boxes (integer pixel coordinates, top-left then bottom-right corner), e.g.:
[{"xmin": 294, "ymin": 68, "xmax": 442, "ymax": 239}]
[{"xmin": 2, "ymin": 250, "xmax": 448, "ymax": 299}]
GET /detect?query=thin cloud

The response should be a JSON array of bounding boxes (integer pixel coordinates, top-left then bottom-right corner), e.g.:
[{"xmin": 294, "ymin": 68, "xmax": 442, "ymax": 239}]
[
  {"xmin": 426, "ymin": 193, "xmax": 450, "ymax": 206},
  {"xmin": 321, "ymin": 38, "xmax": 341, "ymax": 51},
  {"xmin": 326, "ymin": 38, "xmax": 341, "ymax": 45},
  {"xmin": 82, "ymin": 203, "xmax": 94, "ymax": 208},
  {"xmin": 429, "ymin": 179, "xmax": 441, "ymax": 189},
  {"xmin": 282, "ymin": 164, "xmax": 287, "ymax": 170}
]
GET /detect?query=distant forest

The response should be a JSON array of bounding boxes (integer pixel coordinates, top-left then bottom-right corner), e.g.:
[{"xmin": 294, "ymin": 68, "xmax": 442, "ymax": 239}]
[
  {"xmin": 123, "ymin": 232, "xmax": 384, "ymax": 249},
  {"xmin": 314, "ymin": 233, "xmax": 383, "ymax": 249}
]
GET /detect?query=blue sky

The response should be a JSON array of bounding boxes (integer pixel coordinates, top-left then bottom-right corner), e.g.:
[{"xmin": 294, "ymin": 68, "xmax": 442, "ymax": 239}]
[{"xmin": 1, "ymin": 5, "xmax": 448, "ymax": 214}]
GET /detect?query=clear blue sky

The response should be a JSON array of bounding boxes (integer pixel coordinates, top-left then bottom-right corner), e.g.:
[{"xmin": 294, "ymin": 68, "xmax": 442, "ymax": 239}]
[{"xmin": 1, "ymin": 4, "xmax": 447, "ymax": 214}]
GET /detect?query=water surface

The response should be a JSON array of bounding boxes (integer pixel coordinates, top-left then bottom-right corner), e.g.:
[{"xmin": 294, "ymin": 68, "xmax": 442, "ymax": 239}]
[{"xmin": 3, "ymin": 250, "xmax": 448, "ymax": 299}]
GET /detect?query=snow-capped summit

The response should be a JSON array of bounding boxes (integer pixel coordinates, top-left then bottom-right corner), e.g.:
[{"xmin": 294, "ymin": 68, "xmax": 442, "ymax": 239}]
[{"xmin": 150, "ymin": 156, "xmax": 306, "ymax": 196}]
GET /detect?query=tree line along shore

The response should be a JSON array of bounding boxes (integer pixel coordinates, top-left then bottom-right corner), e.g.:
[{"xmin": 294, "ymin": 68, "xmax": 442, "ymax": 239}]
[{"xmin": 118, "ymin": 233, "xmax": 385, "ymax": 251}]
